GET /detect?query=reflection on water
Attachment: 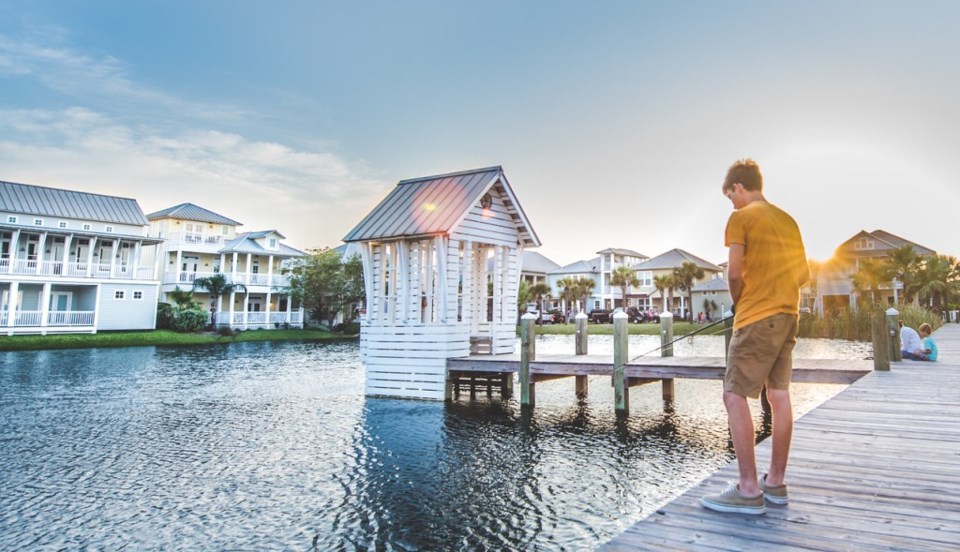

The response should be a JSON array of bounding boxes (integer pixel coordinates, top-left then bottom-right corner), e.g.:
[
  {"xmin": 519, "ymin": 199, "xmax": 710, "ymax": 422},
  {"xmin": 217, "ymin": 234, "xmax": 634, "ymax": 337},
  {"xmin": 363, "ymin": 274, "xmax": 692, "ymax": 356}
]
[{"xmin": 0, "ymin": 337, "xmax": 864, "ymax": 550}]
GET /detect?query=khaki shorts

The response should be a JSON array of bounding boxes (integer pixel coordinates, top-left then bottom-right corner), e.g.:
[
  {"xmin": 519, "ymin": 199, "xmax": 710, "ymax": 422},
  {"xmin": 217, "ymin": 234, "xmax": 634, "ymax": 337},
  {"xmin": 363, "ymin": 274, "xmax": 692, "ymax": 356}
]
[{"xmin": 725, "ymin": 313, "xmax": 799, "ymax": 399}]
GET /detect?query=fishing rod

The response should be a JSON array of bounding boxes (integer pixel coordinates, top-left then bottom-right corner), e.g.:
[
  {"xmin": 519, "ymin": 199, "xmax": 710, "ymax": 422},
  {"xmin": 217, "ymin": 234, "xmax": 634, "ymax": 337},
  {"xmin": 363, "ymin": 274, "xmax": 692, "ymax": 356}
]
[{"xmin": 628, "ymin": 315, "xmax": 734, "ymax": 362}]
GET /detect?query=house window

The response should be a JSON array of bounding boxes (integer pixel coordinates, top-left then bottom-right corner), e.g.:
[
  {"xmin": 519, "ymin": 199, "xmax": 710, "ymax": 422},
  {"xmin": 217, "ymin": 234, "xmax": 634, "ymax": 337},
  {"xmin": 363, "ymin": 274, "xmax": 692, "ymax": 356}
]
[
  {"xmin": 856, "ymin": 237, "xmax": 874, "ymax": 250},
  {"xmin": 105, "ymin": 226, "xmax": 114, "ymax": 233},
  {"xmin": 269, "ymin": 238, "xmax": 278, "ymax": 249},
  {"xmin": 222, "ymin": 225, "xmax": 229, "ymax": 236},
  {"xmin": 82, "ymin": 223, "xmax": 92, "ymax": 231},
  {"xmin": 132, "ymin": 290, "xmax": 143, "ymax": 300},
  {"xmin": 7, "ymin": 216, "xmax": 16, "ymax": 223},
  {"xmin": 34, "ymin": 218, "xmax": 43, "ymax": 226},
  {"xmin": 114, "ymin": 290, "xmax": 126, "ymax": 300},
  {"xmin": 639, "ymin": 271, "xmax": 653, "ymax": 287},
  {"xmin": 58, "ymin": 221, "xmax": 68, "ymax": 229}
]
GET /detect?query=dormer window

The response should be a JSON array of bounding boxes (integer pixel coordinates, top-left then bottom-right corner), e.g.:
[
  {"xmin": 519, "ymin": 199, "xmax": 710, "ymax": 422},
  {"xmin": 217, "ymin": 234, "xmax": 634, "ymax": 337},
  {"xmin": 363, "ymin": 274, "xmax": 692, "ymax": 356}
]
[
  {"xmin": 269, "ymin": 238, "xmax": 278, "ymax": 249},
  {"xmin": 856, "ymin": 237, "xmax": 874, "ymax": 250}
]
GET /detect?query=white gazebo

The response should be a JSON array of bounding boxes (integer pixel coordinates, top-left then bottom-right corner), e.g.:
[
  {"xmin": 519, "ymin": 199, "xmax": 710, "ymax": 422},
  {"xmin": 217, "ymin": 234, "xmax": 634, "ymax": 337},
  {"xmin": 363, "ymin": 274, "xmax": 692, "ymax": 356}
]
[{"xmin": 343, "ymin": 166, "xmax": 540, "ymax": 400}]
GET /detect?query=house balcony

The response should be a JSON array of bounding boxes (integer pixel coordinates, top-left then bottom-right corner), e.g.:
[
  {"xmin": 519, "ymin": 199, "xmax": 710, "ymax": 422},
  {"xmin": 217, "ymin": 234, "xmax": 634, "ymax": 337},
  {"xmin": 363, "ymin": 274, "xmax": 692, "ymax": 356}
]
[
  {"xmin": 163, "ymin": 271, "xmax": 291, "ymax": 289},
  {"xmin": 215, "ymin": 309, "xmax": 304, "ymax": 329},
  {"xmin": 1, "ymin": 310, "xmax": 96, "ymax": 335},
  {"xmin": 0, "ymin": 258, "xmax": 155, "ymax": 281}
]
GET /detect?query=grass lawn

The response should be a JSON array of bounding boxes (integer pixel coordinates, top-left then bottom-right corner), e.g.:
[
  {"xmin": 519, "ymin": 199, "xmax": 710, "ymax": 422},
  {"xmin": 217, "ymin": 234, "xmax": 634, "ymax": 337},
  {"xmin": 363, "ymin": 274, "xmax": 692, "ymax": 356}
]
[
  {"xmin": 521, "ymin": 321, "xmax": 713, "ymax": 336},
  {"xmin": 0, "ymin": 328, "xmax": 353, "ymax": 351}
]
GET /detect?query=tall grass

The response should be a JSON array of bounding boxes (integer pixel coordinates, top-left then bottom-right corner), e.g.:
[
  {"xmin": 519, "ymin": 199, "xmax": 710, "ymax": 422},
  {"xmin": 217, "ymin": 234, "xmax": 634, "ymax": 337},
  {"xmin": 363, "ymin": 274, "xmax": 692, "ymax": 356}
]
[{"xmin": 798, "ymin": 304, "xmax": 943, "ymax": 341}]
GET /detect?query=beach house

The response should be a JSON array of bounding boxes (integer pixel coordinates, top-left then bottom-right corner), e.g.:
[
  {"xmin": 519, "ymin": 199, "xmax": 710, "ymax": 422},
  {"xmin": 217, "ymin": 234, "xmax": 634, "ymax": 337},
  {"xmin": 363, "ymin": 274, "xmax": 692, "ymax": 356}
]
[
  {"xmin": 815, "ymin": 229, "xmax": 935, "ymax": 315},
  {"xmin": 632, "ymin": 248, "xmax": 724, "ymax": 317},
  {"xmin": 145, "ymin": 203, "xmax": 305, "ymax": 329},
  {"xmin": 0, "ymin": 180, "xmax": 162, "ymax": 334}
]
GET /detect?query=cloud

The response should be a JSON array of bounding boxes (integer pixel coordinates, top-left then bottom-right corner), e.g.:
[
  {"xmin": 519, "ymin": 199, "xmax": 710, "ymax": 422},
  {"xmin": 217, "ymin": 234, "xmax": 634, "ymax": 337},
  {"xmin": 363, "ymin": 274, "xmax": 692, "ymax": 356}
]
[{"xmin": 0, "ymin": 107, "xmax": 391, "ymax": 249}]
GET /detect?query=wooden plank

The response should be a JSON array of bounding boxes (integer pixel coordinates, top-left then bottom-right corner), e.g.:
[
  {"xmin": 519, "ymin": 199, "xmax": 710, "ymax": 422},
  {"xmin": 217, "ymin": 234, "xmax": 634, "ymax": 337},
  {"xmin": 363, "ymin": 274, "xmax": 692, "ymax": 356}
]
[{"xmin": 601, "ymin": 324, "xmax": 960, "ymax": 550}]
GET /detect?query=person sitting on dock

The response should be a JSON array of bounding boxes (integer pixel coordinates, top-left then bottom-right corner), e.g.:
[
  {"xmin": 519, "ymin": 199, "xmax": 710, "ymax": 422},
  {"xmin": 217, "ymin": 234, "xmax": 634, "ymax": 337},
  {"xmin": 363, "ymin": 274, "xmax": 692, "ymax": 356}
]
[
  {"xmin": 900, "ymin": 321, "xmax": 926, "ymax": 360},
  {"xmin": 918, "ymin": 323, "xmax": 938, "ymax": 362},
  {"xmin": 701, "ymin": 159, "xmax": 809, "ymax": 515}
]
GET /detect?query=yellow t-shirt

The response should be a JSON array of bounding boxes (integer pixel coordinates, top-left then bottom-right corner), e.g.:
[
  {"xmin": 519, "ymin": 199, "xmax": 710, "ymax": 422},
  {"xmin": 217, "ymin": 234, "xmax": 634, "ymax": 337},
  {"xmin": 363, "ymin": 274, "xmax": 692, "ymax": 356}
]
[{"xmin": 725, "ymin": 201, "xmax": 809, "ymax": 330}]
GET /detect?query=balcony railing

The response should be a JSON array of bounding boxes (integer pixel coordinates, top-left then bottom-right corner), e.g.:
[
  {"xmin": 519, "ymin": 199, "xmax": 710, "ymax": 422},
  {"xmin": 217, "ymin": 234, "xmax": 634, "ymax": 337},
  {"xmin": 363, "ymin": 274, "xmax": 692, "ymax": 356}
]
[
  {"xmin": 47, "ymin": 311, "xmax": 96, "ymax": 326},
  {"xmin": 164, "ymin": 271, "xmax": 291, "ymax": 288},
  {"xmin": 216, "ymin": 310, "xmax": 303, "ymax": 327},
  {"xmin": 0, "ymin": 257, "xmax": 155, "ymax": 280},
  {"xmin": 13, "ymin": 311, "xmax": 41, "ymax": 326},
  {"xmin": 171, "ymin": 232, "xmax": 225, "ymax": 247}
]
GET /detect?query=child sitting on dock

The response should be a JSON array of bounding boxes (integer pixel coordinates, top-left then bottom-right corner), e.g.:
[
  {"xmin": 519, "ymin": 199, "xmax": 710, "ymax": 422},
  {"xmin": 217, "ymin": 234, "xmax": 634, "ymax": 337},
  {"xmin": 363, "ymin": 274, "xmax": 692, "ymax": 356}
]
[
  {"xmin": 918, "ymin": 323, "xmax": 938, "ymax": 362},
  {"xmin": 900, "ymin": 321, "xmax": 925, "ymax": 360}
]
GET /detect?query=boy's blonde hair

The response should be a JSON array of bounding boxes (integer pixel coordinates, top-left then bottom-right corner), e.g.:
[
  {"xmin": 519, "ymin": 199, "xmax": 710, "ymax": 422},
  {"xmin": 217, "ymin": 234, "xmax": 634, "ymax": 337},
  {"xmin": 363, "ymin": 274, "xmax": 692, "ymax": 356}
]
[{"xmin": 919, "ymin": 323, "xmax": 933, "ymax": 335}]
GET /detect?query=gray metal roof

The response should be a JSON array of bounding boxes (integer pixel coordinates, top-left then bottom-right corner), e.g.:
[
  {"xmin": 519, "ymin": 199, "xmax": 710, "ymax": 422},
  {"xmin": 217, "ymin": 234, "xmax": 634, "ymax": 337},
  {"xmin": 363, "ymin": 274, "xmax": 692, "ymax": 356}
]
[
  {"xmin": 549, "ymin": 257, "xmax": 601, "ymax": 275},
  {"xmin": 145, "ymin": 203, "xmax": 241, "ymax": 226},
  {"xmin": 0, "ymin": 222, "xmax": 163, "ymax": 245},
  {"xmin": 596, "ymin": 247, "xmax": 647, "ymax": 258},
  {"xmin": 631, "ymin": 248, "xmax": 723, "ymax": 272},
  {"xmin": 220, "ymin": 232, "xmax": 304, "ymax": 257},
  {"xmin": 838, "ymin": 230, "xmax": 936, "ymax": 256},
  {"xmin": 691, "ymin": 277, "xmax": 730, "ymax": 292},
  {"xmin": 520, "ymin": 251, "xmax": 561, "ymax": 274},
  {"xmin": 0, "ymin": 180, "xmax": 149, "ymax": 226},
  {"xmin": 343, "ymin": 166, "xmax": 540, "ymax": 247}
]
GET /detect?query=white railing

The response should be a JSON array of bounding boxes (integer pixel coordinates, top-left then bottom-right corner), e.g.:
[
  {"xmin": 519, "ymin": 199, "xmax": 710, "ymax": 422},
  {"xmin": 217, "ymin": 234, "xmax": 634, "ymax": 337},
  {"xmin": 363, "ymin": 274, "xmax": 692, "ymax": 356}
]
[
  {"xmin": 14, "ymin": 311, "xmax": 41, "ymax": 326},
  {"xmin": 0, "ymin": 312, "xmax": 6, "ymax": 325},
  {"xmin": 217, "ymin": 310, "xmax": 303, "ymax": 327},
  {"xmin": 172, "ymin": 232, "xmax": 225, "ymax": 247},
  {"xmin": 248, "ymin": 274, "xmax": 269, "ymax": 286},
  {"xmin": 3, "ymin": 258, "xmax": 154, "ymax": 280},
  {"xmin": 47, "ymin": 311, "xmax": 95, "ymax": 326},
  {"xmin": 161, "ymin": 271, "xmax": 289, "ymax": 287}
]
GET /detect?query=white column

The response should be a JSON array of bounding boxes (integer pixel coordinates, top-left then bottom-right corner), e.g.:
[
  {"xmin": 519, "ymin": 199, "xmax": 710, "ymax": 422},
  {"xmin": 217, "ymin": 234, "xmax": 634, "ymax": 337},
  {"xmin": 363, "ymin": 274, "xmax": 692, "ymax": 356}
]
[
  {"xmin": 219, "ymin": 253, "xmax": 226, "ymax": 273},
  {"xmin": 36, "ymin": 232, "xmax": 48, "ymax": 275},
  {"xmin": 266, "ymin": 255, "xmax": 274, "ymax": 288},
  {"xmin": 6, "ymin": 281, "xmax": 19, "ymax": 332},
  {"xmin": 8, "ymin": 229, "xmax": 20, "ymax": 273},
  {"xmin": 229, "ymin": 290, "xmax": 236, "ymax": 327},
  {"xmin": 39, "ymin": 282, "xmax": 51, "ymax": 333},
  {"xmin": 231, "ymin": 252, "xmax": 238, "ymax": 280},
  {"xmin": 109, "ymin": 239, "xmax": 118, "ymax": 278},
  {"xmin": 242, "ymin": 290, "xmax": 249, "ymax": 327},
  {"xmin": 92, "ymin": 284, "xmax": 101, "ymax": 334},
  {"xmin": 216, "ymin": 294, "xmax": 223, "ymax": 325},
  {"xmin": 245, "ymin": 253, "xmax": 252, "ymax": 284},
  {"xmin": 86, "ymin": 237, "xmax": 97, "ymax": 277},
  {"xmin": 286, "ymin": 293, "xmax": 292, "ymax": 323},
  {"xmin": 397, "ymin": 241, "xmax": 409, "ymax": 323},
  {"xmin": 133, "ymin": 241, "xmax": 142, "ymax": 280},
  {"xmin": 63, "ymin": 234, "xmax": 73, "ymax": 274},
  {"xmin": 174, "ymin": 250, "xmax": 183, "ymax": 283}
]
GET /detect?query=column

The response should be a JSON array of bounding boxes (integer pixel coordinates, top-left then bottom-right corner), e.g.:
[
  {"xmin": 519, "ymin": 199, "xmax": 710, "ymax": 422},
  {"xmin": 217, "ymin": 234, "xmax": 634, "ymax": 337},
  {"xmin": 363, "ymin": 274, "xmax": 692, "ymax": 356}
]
[
  {"xmin": 86, "ymin": 237, "xmax": 97, "ymax": 277},
  {"xmin": 231, "ymin": 253, "xmax": 238, "ymax": 280},
  {"xmin": 6, "ymin": 281, "xmax": 19, "ymax": 332},
  {"xmin": 245, "ymin": 253, "xmax": 253, "ymax": 285},
  {"xmin": 175, "ymin": 250, "xmax": 183, "ymax": 283},
  {"xmin": 109, "ymin": 239, "xmax": 118, "ymax": 278},
  {"xmin": 63, "ymin": 235, "xmax": 73, "ymax": 275},
  {"xmin": 39, "ymin": 282, "xmax": 51, "ymax": 333},
  {"xmin": 216, "ymin": 295, "xmax": 223, "ymax": 326},
  {"xmin": 8, "ymin": 229, "xmax": 20, "ymax": 273},
  {"xmin": 229, "ymin": 290, "xmax": 236, "ymax": 327},
  {"xmin": 133, "ymin": 241, "xmax": 142, "ymax": 280},
  {"xmin": 36, "ymin": 232, "xmax": 48, "ymax": 275}
]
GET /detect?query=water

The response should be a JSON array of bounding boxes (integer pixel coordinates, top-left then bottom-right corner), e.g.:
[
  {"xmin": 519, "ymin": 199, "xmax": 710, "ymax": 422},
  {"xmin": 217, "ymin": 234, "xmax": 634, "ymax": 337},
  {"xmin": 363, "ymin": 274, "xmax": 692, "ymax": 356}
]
[{"xmin": 0, "ymin": 336, "xmax": 869, "ymax": 550}]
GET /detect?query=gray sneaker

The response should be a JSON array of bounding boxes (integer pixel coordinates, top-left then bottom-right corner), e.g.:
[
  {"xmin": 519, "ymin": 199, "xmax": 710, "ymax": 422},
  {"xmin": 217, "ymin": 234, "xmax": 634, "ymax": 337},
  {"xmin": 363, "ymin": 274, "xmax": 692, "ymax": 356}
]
[
  {"xmin": 760, "ymin": 474, "xmax": 788, "ymax": 504},
  {"xmin": 700, "ymin": 483, "xmax": 766, "ymax": 515}
]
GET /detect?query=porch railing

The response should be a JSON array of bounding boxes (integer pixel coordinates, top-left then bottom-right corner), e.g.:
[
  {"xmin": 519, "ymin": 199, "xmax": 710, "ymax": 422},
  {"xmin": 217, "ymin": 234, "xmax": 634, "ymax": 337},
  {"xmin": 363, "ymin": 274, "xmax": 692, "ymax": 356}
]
[
  {"xmin": 13, "ymin": 311, "xmax": 41, "ymax": 326},
  {"xmin": 1, "ymin": 258, "xmax": 154, "ymax": 280},
  {"xmin": 47, "ymin": 311, "xmax": 96, "ymax": 326},
  {"xmin": 216, "ymin": 310, "xmax": 303, "ymax": 326}
]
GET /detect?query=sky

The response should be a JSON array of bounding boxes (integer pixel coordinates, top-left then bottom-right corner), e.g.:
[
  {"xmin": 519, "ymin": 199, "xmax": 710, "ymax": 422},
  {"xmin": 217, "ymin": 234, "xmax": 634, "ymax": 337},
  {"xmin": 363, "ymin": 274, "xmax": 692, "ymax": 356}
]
[{"xmin": 1, "ymin": 1, "xmax": 958, "ymax": 266}]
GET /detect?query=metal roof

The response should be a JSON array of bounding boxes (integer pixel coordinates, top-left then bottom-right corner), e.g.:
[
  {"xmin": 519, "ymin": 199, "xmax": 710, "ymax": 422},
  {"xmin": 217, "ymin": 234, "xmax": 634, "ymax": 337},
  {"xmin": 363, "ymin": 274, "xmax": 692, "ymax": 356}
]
[
  {"xmin": 343, "ymin": 166, "xmax": 540, "ymax": 247},
  {"xmin": 0, "ymin": 180, "xmax": 149, "ymax": 226},
  {"xmin": 838, "ymin": 230, "xmax": 936, "ymax": 256},
  {"xmin": 0, "ymin": 222, "xmax": 163, "ymax": 245},
  {"xmin": 596, "ymin": 247, "xmax": 647, "ymax": 258},
  {"xmin": 631, "ymin": 248, "xmax": 723, "ymax": 272},
  {"xmin": 145, "ymin": 203, "xmax": 241, "ymax": 226},
  {"xmin": 219, "ymin": 232, "xmax": 304, "ymax": 257},
  {"xmin": 520, "ymin": 251, "xmax": 561, "ymax": 274},
  {"xmin": 549, "ymin": 257, "xmax": 601, "ymax": 275},
  {"xmin": 691, "ymin": 277, "xmax": 730, "ymax": 292}
]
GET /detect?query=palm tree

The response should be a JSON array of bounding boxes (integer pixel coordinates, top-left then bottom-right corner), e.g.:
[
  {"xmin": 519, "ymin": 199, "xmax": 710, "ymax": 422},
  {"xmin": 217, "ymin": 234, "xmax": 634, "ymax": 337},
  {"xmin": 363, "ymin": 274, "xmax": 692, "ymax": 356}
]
[
  {"xmin": 610, "ymin": 266, "xmax": 640, "ymax": 310},
  {"xmin": 556, "ymin": 277, "xmax": 581, "ymax": 316},
  {"xmin": 167, "ymin": 286, "xmax": 199, "ymax": 312},
  {"xmin": 887, "ymin": 244, "xmax": 921, "ymax": 304},
  {"xmin": 573, "ymin": 277, "xmax": 596, "ymax": 314},
  {"xmin": 673, "ymin": 262, "xmax": 705, "ymax": 321},
  {"xmin": 517, "ymin": 280, "xmax": 532, "ymax": 318},
  {"xmin": 653, "ymin": 274, "xmax": 672, "ymax": 314},
  {"xmin": 528, "ymin": 282, "xmax": 552, "ymax": 324},
  {"xmin": 193, "ymin": 273, "xmax": 248, "ymax": 328},
  {"xmin": 916, "ymin": 254, "xmax": 957, "ymax": 311},
  {"xmin": 851, "ymin": 257, "xmax": 892, "ymax": 307}
]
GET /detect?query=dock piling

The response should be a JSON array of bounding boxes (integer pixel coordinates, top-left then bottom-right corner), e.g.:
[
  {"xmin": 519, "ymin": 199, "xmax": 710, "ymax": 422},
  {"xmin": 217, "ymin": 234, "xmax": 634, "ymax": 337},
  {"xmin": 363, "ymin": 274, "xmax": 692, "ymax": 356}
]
[
  {"xmin": 613, "ymin": 311, "xmax": 629, "ymax": 413},
  {"xmin": 660, "ymin": 311, "xmax": 675, "ymax": 400},
  {"xmin": 871, "ymin": 310, "xmax": 891, "ymax": 371},
  {"xmin": 886, "ymin": 307, "xmax": 901, "ymax": 361},
  {"xmin": 520, "ymin": 313, "xmax": 537, "ymax": 406},
  {"xmin": 575, "ymin": 311, "xmax": 588, "ymax": 398}
]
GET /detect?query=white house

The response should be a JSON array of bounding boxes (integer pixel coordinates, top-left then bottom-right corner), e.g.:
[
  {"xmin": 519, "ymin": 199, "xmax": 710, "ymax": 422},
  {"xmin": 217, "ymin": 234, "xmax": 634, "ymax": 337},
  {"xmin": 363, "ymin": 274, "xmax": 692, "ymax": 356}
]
[
  {"xmin": 145, "ymin": 203, "xmax": 305, "ymax": 329},
  {"xmin": 596, "ymin": 247, "xmax": 649, "ymax": 309},
  {"xmin": 633, "ymin": 248, "xmax": 723, "ymax": 316},
  {"xmin": 343, "ymin": 166, "xmax": 539, "ymax": 400},
  {"xmin": 0, "ymin": 180, "xmax": 162, "ymax": 334},
  {"xmin": 547, "ymin": 258, "xmax": 602, "ymax": 313}
]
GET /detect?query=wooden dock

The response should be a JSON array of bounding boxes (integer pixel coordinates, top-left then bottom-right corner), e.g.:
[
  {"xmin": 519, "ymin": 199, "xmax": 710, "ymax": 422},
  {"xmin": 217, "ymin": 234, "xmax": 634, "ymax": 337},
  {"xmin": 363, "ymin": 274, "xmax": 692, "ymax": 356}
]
[{"xmin": 600, "ymin": 323, "xmax": 960, "ymax": 551}]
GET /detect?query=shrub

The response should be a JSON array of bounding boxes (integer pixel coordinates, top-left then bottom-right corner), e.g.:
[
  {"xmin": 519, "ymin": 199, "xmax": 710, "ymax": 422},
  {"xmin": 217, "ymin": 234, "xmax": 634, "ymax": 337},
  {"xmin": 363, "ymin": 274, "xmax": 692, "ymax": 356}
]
[
  {"xmin": 156, "ymin": 302, "xmax": 176, "ymax": 330},
  {"xmin": 217, "ymin": 326, "xmax": 238, "ymax": 337},
  {"xmin": 798, "ymin": 304, "xmax": 943, "ymax": 340},
  {"xmin": 173, "ymin": 309, "xmax": 208, "ymax": 333}
]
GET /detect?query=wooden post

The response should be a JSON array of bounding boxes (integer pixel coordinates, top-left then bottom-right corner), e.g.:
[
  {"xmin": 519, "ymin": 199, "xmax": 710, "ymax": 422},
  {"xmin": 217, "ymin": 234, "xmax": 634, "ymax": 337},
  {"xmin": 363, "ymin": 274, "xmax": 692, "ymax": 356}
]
[
  {"xmin": 501, "ymin": 372, "xmax": 514, "ymax": 399},
  {"xmin": 723, "ymin": 311, "xmax": 733, "ymax": 363},
  {"xmin": 575, "ymin": 311, "xmax": 588, "ymax": 398},
  {"xmin": 886, "ymin": 308, "xmax": 901, "ymax": 362},
  {"xmin": 520, "ymin": 313, "xmax": 537, "ymax": 407},
  {"xmin": 660, "ymin": 311, "xmax": 675, "ymax": 400},
  {"xmin": 613, "ymin": 310, "xmax": 629, "ymax": 413},
  {"xmin": 872, "ymin": 311, "xmax": 891, "ymax": 371}
]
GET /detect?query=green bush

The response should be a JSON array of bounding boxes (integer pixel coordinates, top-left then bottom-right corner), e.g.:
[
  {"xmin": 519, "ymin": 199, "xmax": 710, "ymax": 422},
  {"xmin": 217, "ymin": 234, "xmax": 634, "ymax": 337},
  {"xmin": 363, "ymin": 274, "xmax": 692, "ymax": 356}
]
[
  {"xmin": 172, "ymin": 309, "xmax": 208, "ymax": 333},
  {"xmin": 156, "ymin": 302, "xmax": 176, "ymax": 330},
  {"xmin": 217, "ymin": 326, "xmax": 238, "ymax": 337}
]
